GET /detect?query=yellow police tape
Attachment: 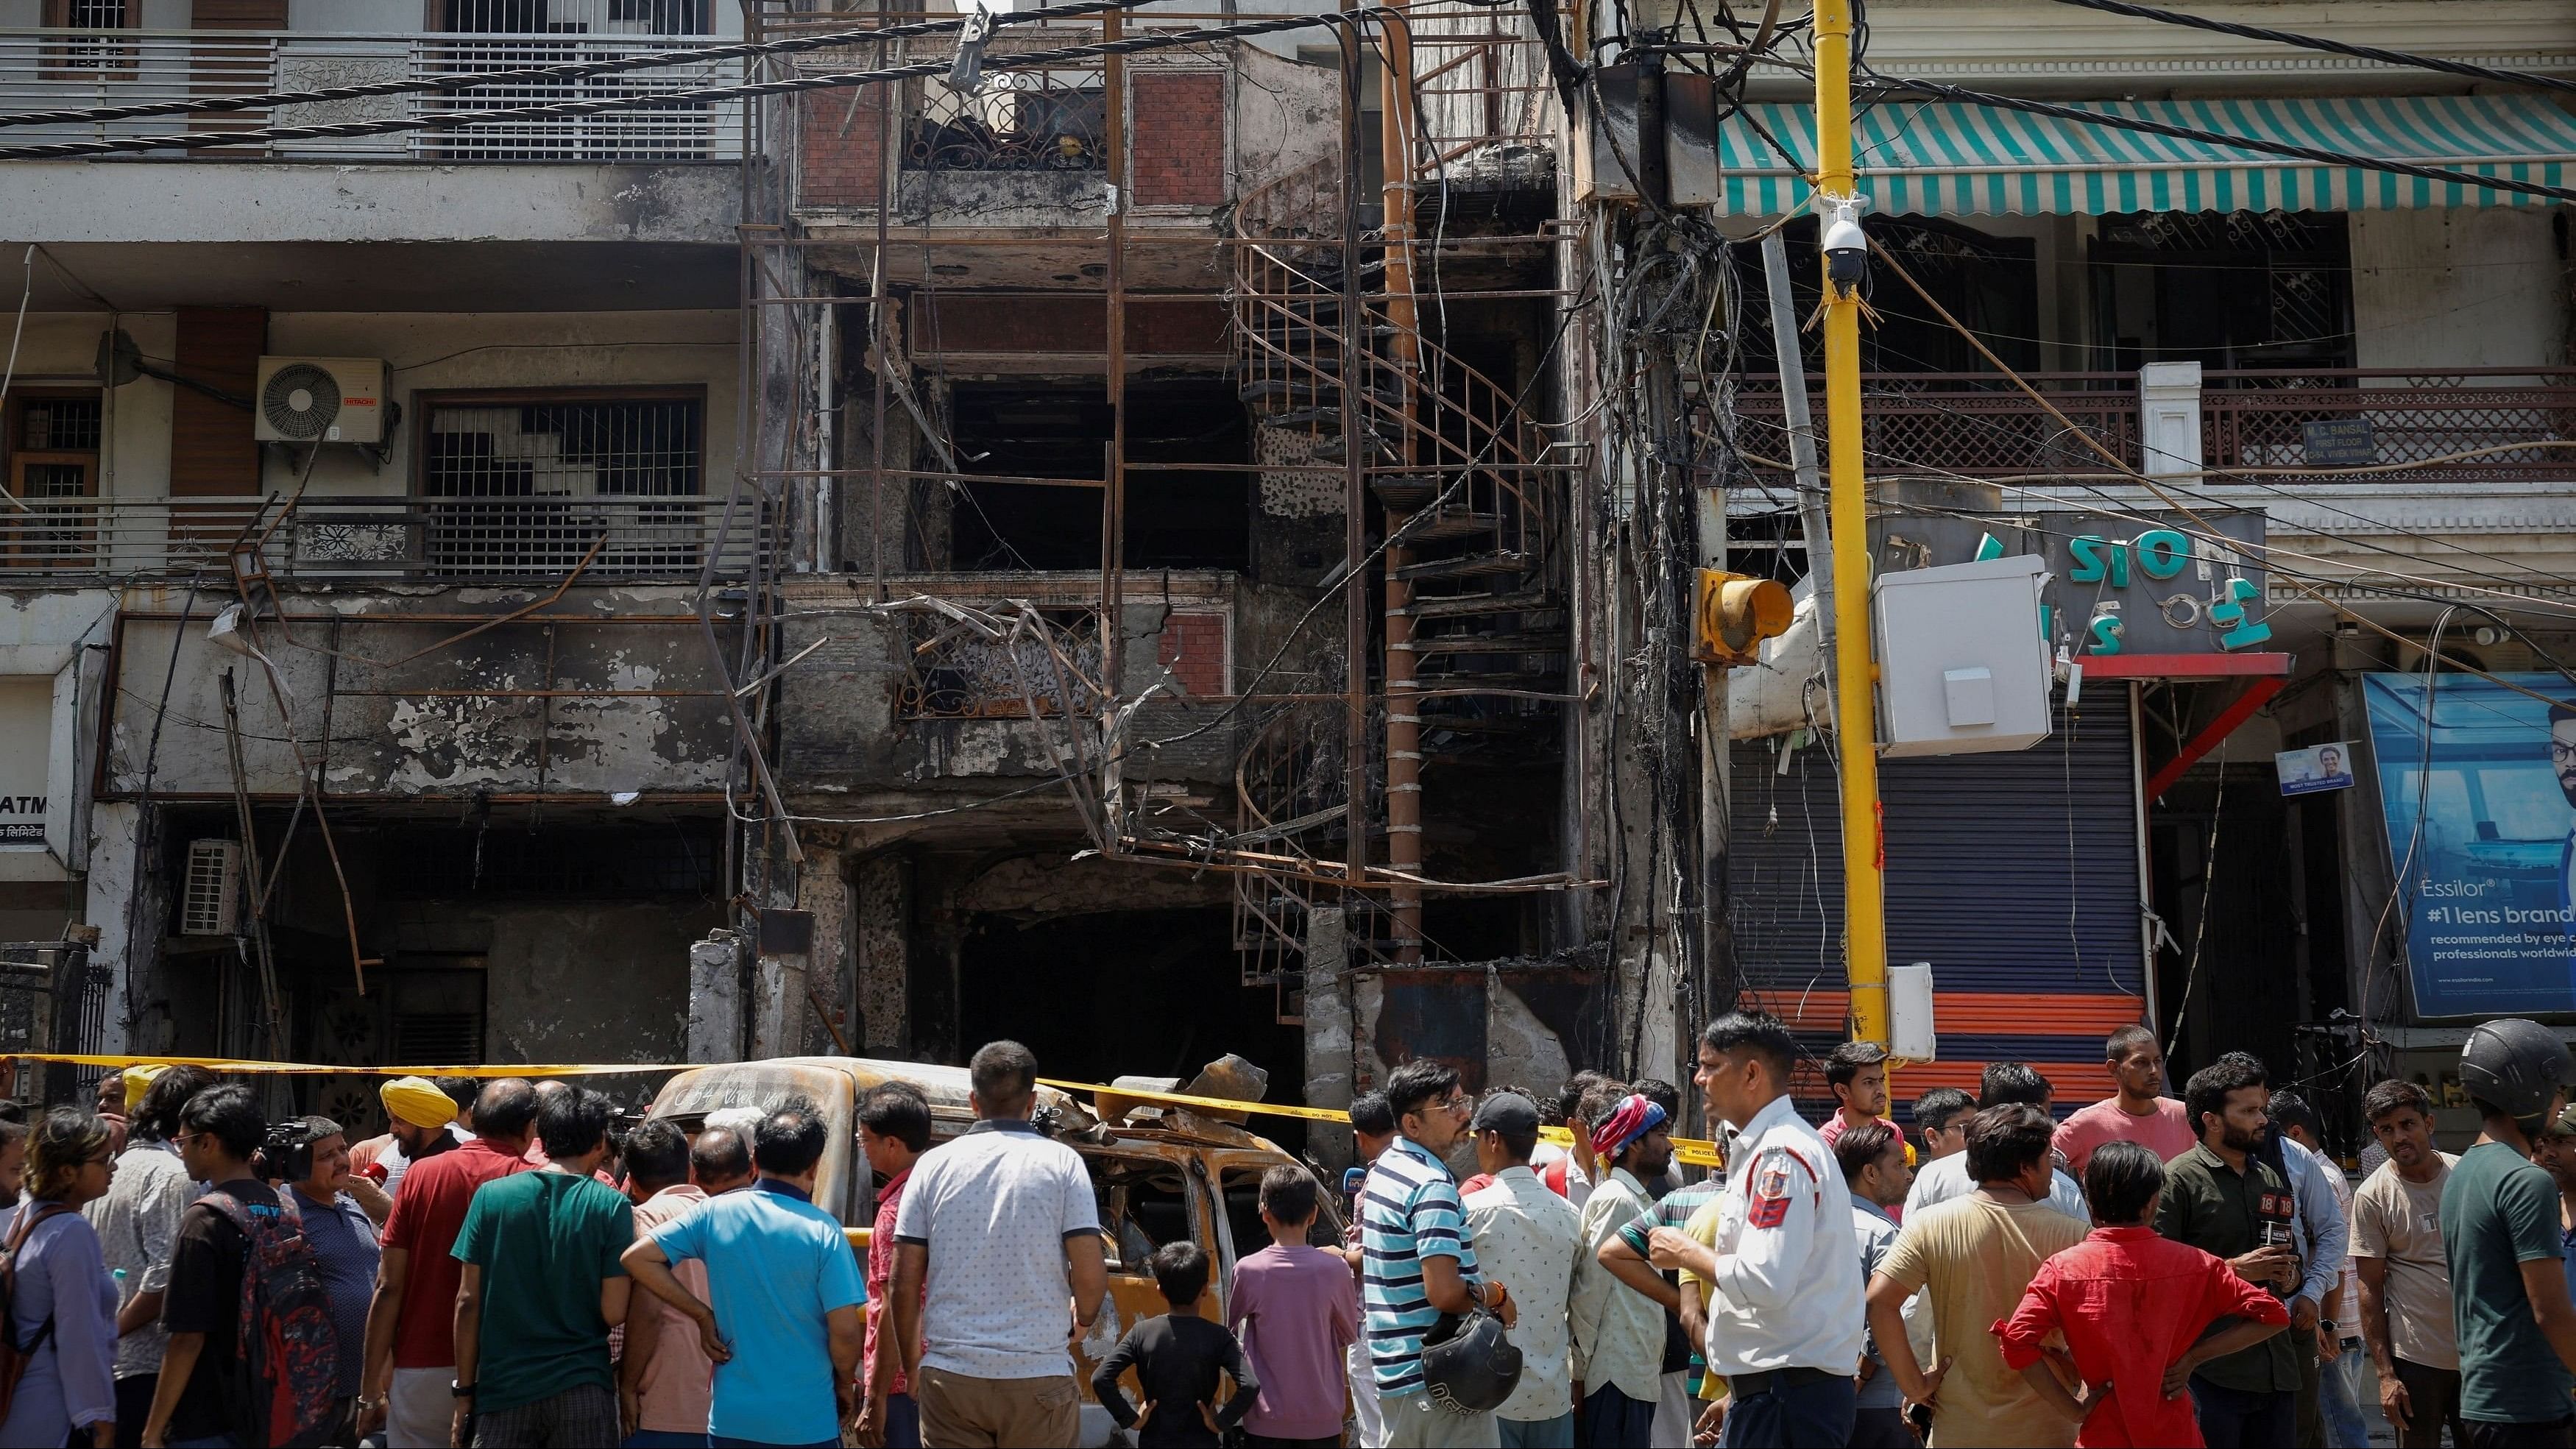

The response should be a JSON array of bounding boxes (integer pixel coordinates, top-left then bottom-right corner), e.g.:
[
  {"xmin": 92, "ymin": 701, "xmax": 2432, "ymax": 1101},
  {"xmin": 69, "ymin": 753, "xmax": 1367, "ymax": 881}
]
[
  {"xmin": 10, "ymin": 1052, "xmax": 672, "ymax": 1077},
  {"xmin": 1044, "ymin": 1077, "xmax": 1727, "ymax": 1167},
  {"xmin": 12, "ymin": 1055, "xmax": 1731, "ymax": 1167}
]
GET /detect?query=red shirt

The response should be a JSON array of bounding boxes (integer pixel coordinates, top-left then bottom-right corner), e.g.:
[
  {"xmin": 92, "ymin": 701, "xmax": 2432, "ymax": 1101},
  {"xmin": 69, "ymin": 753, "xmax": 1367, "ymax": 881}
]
[
  {"xmin": 2052, "ymin": 1098, "xmax": 2198, "ymax": 1180},
  {"xmin": 379, "ymin": 1136, "xmax": 530, "ymax": 1368},
  {"xmin": 1994, "ymin": 1225, "xmax": 2289, "ymax": 1448},
  {"xmin": 863, "ymin": 1166, "xmax": 913, "ymax": 1398}
]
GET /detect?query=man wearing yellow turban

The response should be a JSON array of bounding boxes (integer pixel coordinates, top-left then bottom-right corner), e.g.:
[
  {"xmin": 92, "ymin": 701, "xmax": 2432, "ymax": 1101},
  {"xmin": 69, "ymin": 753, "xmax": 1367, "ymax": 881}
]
[{"xmin": 349, "ymin": 1077, "xmax": 460, "ymax": 1206}]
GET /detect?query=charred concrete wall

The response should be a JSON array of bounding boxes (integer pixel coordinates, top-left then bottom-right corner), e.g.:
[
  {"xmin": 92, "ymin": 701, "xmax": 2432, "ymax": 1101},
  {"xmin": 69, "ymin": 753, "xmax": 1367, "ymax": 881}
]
[
  {"xmin": 101, "ymin": 587, "xmax": 730, "ymax": 802},
  {"xmin": 771, "ymin": 573, "xmax": 1260, "ymax": 804}
]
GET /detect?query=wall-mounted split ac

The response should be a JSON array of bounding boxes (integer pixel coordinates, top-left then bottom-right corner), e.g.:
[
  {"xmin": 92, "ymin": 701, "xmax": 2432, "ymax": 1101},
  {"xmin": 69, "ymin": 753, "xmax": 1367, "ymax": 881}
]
[
  {"xmin": 253, "ymin": 357, "xmax": 387, "ymax": 444},
  {"xmin": 180, "ymin": 839, "xmax": 242, "ymax": 937}
]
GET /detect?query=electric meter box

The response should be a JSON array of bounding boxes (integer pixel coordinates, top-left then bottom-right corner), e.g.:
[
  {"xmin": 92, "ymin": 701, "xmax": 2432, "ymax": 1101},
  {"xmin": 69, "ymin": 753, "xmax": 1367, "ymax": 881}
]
[{"xmin": 1873, "ymin": 554, "xmax": 2053, "ymax": 757}]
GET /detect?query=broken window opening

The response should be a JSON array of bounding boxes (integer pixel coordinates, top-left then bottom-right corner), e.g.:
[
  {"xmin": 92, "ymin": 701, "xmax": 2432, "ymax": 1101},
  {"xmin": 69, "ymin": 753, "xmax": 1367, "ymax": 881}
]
[
  {"xmin": 898, "ymin": 606, "xmax": 1105, "ymax": 720},
  {"xmin": 908, "ymin": 73, "xmax": 1107, "ymax": 174},
  {"xmin": 1092, "ymin": 1163, "xmax": 1195, "ymax": 1273},
  {"xmin": 942, "ymin": 382, "xmax": 1250, "ymax": 573}
]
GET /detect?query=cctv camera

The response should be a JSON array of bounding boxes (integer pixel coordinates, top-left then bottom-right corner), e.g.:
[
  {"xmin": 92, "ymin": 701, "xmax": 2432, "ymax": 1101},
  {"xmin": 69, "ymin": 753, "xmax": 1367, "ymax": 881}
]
[{"xmin": 1822, "ymin": 212, "xmax": 1868, "ymax": 295}]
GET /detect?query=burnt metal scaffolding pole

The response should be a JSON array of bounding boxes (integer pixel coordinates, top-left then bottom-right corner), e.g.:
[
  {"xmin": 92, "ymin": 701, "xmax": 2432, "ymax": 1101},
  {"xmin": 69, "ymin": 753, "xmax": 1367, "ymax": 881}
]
[
  {"xmin": 1103, "ymin": 7, "xmax": 1131, "ymax": 752},
  {"xmin": 869, "ymin": 27, "xmax": 894, "ymax": 603},
  {"xmin": 1338, "ymin": 13, "xmax": 1370, "ymax": 897},
  {"xmin": 1378, "ymin": 5, "xmax": 1424, "ymax": 964}
]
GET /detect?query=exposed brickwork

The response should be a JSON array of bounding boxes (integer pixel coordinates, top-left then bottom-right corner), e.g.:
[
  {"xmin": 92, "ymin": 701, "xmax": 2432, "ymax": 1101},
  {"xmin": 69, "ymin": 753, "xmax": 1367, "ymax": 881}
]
[
  {"xmin": 1130, "ymin": 73, "xmax": 1225, "ymax": 208},
  {"xmin": 1158, "ymin": 612, "xmax": 1228, "ymax": 698},
  {"xmin": 800, "ymin": 91, "xmax": 885, "ymax": 209}
]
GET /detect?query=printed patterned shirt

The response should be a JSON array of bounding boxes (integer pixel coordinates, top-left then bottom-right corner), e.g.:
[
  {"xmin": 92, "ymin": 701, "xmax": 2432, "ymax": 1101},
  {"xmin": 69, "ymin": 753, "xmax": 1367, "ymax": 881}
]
[
  {"xmin": 1359, "ymin": 1135, "xmax": 1481, "ymax": 1397},
  {"xmin": 890, "ymin": 1118, "xmax": 1101, "ymax": 1380}
]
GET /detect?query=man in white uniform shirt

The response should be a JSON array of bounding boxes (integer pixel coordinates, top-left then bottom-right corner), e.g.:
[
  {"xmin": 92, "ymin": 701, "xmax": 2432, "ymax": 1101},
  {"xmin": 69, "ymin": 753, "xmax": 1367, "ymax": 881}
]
[{"xmin": 1650, "ymin": 1013, "xmax": 1865, "ymax": 1448}]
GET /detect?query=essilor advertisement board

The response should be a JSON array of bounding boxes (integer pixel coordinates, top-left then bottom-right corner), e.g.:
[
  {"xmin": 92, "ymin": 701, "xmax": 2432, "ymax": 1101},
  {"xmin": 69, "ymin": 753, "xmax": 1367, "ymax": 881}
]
[{"xmin": 2363, "ymin": 672, "xmax": 2576, "ymax": 1017}]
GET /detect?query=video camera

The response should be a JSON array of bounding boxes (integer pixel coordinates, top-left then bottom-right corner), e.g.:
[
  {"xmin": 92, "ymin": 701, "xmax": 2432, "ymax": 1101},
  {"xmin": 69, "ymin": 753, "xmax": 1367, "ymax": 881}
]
[{"xmin": 258, "ymin": 1119, "xmax": 325, "ymax": 1184}]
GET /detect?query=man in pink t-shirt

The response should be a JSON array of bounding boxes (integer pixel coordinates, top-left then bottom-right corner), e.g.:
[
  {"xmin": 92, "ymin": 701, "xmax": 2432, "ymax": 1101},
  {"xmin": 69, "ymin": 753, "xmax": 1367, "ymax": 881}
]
[
  {"xmin": 1820, "ymin": 1040, "xmax": 1900, "ymax": 1150},
  {"xmin": 858, "ymin": 1082, "xmax": 932, "ymax": 1449},
  {"xmin": 2053, "ymin": 1024, "xmax": 2197, "ymax": 1176},
  {"xmin": 618, "ymin": 1119, "xmax": 716, "ymax": 1443}
]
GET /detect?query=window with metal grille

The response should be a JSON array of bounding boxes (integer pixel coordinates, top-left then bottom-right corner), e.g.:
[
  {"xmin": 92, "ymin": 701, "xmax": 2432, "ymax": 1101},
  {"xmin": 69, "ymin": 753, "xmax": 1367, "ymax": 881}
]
[
  {"xmin": 437, "ymin": 0, "xmax": 708, "ymax": 32},
  {"xmin": 3, "ymin": 393, "xmax": 102, "ymax": 568},
  {"xmin": 388, "ymin": 970, "xmax": 487, "ymax": 1067},
  {"xmin": 424, "ymin": 396, "xmax": 701, "ymax": 497},
  {"xmin": 417, "ymin": 392, "xmax": 705, "ymax": 578},
  {"xmin": 425, "ymin": 0, "xmax": 715, "ymax": 160}
]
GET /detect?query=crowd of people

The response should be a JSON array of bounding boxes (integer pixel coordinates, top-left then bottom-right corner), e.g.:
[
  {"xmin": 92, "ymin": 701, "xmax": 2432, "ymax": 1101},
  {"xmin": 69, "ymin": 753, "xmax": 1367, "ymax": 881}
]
[
  {"xmin": 0, "ymin": 1066, "xmax": 861, "ymax": 1449},
  {"xmin": 0, "ymin": 1012, "xmax": 2572, "ymax": 1448}
]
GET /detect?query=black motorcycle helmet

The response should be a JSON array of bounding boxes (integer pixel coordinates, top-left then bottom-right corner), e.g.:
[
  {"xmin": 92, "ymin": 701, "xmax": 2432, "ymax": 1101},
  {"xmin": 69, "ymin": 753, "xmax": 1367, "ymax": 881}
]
[
  {"xmin": 1420, "ymin": 1308, "xmax": 1523, "ymax": 1414},
  {"xmin": 2460, "ymin": 1018, "xmax": 2575, "ymax": 1124}
]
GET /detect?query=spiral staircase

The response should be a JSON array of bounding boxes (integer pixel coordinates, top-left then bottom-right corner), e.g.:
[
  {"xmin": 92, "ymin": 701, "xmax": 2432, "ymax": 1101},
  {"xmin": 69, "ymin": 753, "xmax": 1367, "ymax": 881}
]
[{"xmin": 1225, "ymin": 158, "xmax": 1567, "ymax": 1022}]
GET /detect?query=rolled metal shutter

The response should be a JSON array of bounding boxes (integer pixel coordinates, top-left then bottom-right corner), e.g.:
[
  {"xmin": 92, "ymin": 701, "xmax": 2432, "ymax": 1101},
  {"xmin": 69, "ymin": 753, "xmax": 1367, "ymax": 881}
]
[{"xmin": 1727, "ymin": 703, "xmax": 2148, "ymax": 1116}]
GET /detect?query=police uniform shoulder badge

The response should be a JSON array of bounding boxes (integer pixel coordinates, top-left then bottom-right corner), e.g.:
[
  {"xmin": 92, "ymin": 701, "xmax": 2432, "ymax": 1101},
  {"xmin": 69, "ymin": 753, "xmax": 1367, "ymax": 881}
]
[{"xmin": 1748, "ymin": 1149, "xmax": 1794, "ymax": 1228}]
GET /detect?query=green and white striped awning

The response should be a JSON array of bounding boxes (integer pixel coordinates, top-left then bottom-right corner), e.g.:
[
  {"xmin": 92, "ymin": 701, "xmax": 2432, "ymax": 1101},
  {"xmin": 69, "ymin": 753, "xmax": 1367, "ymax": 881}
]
[{"xmin": 1717, "ymin": 94, "xmax": 2576, "ymax": 218}]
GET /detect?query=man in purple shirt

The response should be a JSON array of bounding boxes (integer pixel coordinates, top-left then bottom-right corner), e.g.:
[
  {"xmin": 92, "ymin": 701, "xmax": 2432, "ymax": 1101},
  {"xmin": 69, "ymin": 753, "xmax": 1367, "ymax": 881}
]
[{"xmin": 1228, "ymin": 1165, "xmax": 1359, "ymax": 1448}]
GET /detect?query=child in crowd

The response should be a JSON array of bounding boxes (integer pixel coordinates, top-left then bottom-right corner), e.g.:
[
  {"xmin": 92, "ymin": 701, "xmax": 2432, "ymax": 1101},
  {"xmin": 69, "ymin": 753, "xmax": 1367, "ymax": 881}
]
[
  {"xmin": 1228, "ymin": 1166, "xmax": 1360, "ymax": 1449},
  {"xmin": 1091, "ymin": 1240, "xmax": 1260, "ymax": 1448}
]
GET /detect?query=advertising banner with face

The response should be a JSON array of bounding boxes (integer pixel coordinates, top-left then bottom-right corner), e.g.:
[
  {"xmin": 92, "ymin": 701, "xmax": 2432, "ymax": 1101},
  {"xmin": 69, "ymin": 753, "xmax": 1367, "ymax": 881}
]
[{"xmin": 2363, "ymin": 672, "xmax": 2576, "ymax": 1016}]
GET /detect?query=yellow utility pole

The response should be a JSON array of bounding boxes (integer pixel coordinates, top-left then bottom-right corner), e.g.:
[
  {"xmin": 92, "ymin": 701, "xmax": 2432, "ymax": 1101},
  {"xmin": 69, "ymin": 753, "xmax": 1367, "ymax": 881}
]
[{"xmin": 1814, "ymin": 0, "xmax": 1889, "ymax": 1046}]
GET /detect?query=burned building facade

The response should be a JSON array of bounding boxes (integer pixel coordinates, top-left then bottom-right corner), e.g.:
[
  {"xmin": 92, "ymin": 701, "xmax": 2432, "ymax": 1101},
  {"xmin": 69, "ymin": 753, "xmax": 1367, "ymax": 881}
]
[
  {"xmin": 742, "ymin": 11, "xmax": 1600, "ymax": 1137},
  {"xmin": 7, "ymin": 0, "xmax": 2574, "ymax": 1157}
]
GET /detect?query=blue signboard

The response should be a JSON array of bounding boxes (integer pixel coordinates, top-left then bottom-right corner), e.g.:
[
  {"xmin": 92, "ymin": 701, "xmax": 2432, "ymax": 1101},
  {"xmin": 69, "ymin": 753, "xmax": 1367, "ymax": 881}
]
[{"xmin": 2363, "ymin": 672, "xmax": 2576, "ymax": 1018}]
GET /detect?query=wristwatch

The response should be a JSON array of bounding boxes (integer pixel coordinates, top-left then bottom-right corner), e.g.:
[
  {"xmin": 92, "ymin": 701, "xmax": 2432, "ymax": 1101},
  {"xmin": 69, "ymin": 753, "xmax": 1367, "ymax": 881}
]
[{"xmin": 450, "ymin": 1380, "xmax": 475, "ymax": 1400}]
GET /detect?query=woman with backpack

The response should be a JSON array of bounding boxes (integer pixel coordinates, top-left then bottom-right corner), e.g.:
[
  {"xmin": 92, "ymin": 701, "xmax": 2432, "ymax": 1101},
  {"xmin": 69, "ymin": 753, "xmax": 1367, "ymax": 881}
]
[{"xmin": 0, "ymin": 1107, "xmax": 120, "ymax": 1448}]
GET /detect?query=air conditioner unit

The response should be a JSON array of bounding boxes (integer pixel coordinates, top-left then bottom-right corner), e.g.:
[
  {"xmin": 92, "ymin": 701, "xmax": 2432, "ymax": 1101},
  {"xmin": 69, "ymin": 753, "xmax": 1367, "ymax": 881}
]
[
  {"xmin": 180, "ymin": 840, "xmax": 241, "ymax": 937},
  {"xmin": 253, "ymin": 357, "xmax": 386, "ymax": 444}
]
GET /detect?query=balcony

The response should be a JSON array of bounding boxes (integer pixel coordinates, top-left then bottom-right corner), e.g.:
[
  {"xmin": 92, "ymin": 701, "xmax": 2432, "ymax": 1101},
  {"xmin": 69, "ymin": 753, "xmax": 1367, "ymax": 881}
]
[
  {"xmin": 0, "ymin": 28, "xmax": 744, "ymax": 161},
  {"xmin": 0, "ymin": 495, "xmax": 764, "ymax": 584},
  {"xmin": 1733, "ymin": 369, "xmax": 2576, "ymax": 487}
]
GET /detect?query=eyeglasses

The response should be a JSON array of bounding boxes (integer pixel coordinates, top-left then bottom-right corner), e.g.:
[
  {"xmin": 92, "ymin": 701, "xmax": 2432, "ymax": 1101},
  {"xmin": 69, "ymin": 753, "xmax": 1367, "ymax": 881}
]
[{"xmin": 2552, "ymin": 742, "xmax": 2576, "ymax": 764}]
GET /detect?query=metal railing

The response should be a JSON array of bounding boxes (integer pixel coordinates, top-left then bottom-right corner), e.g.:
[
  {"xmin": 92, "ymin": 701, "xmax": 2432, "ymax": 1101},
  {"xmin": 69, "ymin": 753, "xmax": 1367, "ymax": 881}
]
[
  {"xmin": 2200, "ymin": 369, "xmax": 2576, "ymax": 483},
  {"xmin": 1732, "ymin": 368, "xmax": 2576, "ymax": 484},
  {"xmin": 897, "ymin": 604, "xmax": 1105, "ymax": 720},
  {"xmin": 1406, "ymin": 15, "xmax": 1554, "ymax": 183},
  {"xmin": 0, "ymin": 495, "xmax": 765, "ymax": 581},
  {"xmin": 0, "ymin": 29, "xmax": 745, "ymax": 160},
  {"xmin": 907, "ymin": 68, "xmax": 1104, "ymax": 172}
]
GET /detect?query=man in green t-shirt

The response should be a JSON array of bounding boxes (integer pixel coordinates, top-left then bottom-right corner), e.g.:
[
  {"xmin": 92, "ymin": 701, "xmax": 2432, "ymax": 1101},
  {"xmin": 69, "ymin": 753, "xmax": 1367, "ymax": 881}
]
[
  {"xmin": 452, "ymin": 1085, "xmax": 636, "ymax": 1445},
  {"xmin": 2441, "ymin": 1017, "xmax": 2576, "ymax": 1448},
  {"xmin": 2156, "ymin": 1056, "xmax": 2301, "ymax": 1447}
]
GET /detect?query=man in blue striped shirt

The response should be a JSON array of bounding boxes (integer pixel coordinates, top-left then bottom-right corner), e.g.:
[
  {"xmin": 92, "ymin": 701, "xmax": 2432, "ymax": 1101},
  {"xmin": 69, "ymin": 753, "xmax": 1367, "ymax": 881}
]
[{"xmin": 1361, "ymin": 1060, "xmax": 1515, "ymax": 1448}]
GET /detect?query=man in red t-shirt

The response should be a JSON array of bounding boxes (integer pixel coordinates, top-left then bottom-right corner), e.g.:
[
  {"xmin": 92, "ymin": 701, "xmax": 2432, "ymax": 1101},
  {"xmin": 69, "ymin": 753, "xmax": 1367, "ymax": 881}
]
[
  {"xmin": 857, "ymin": 1082, "xmax": 931, "ymax": 1449},
  {"xmin": 2053, "ymin": 1025, "xmax": 2196, "ymax": 1178},
  {"xmin": 356, "ymin": 1077, "xmax": 536, "ymax": 1445}
]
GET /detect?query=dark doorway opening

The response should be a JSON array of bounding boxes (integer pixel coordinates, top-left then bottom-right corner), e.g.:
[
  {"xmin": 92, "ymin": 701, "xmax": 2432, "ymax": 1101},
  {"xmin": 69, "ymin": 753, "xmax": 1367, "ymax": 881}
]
[
  {"xmin": 955, "ymin": 907, "xmax": 1305, "ymax": 1152},
  {"xmin": 946, "ymin": 382, "xmax": 1252, "ymax": 572},
  {"xmin": 2152, "ymin": 764, "xmax": 2299, "ymax": 1085}
]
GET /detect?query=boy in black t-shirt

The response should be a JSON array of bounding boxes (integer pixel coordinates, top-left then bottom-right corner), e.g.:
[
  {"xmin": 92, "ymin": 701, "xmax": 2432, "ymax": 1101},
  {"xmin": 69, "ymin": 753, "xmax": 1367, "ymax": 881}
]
[
  {"xmin": 1090, "ymin": 1240, "xmax": 1259, "ymax": 1448},
  {"xmin": 143, "ymin": 1083, "xmax": 284, "ymax": 1448}
]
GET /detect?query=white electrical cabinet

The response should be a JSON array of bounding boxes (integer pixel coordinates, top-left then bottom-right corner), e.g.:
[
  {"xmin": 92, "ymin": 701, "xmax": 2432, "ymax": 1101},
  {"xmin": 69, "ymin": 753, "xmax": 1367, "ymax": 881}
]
[
  {"xmin": 1873, "ymin": 554, "xmax": 2053, "ymax": 757},
  {"xmin": 1890, "ymin": 963, "xmax": 1937, "ymax": 1061}
]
